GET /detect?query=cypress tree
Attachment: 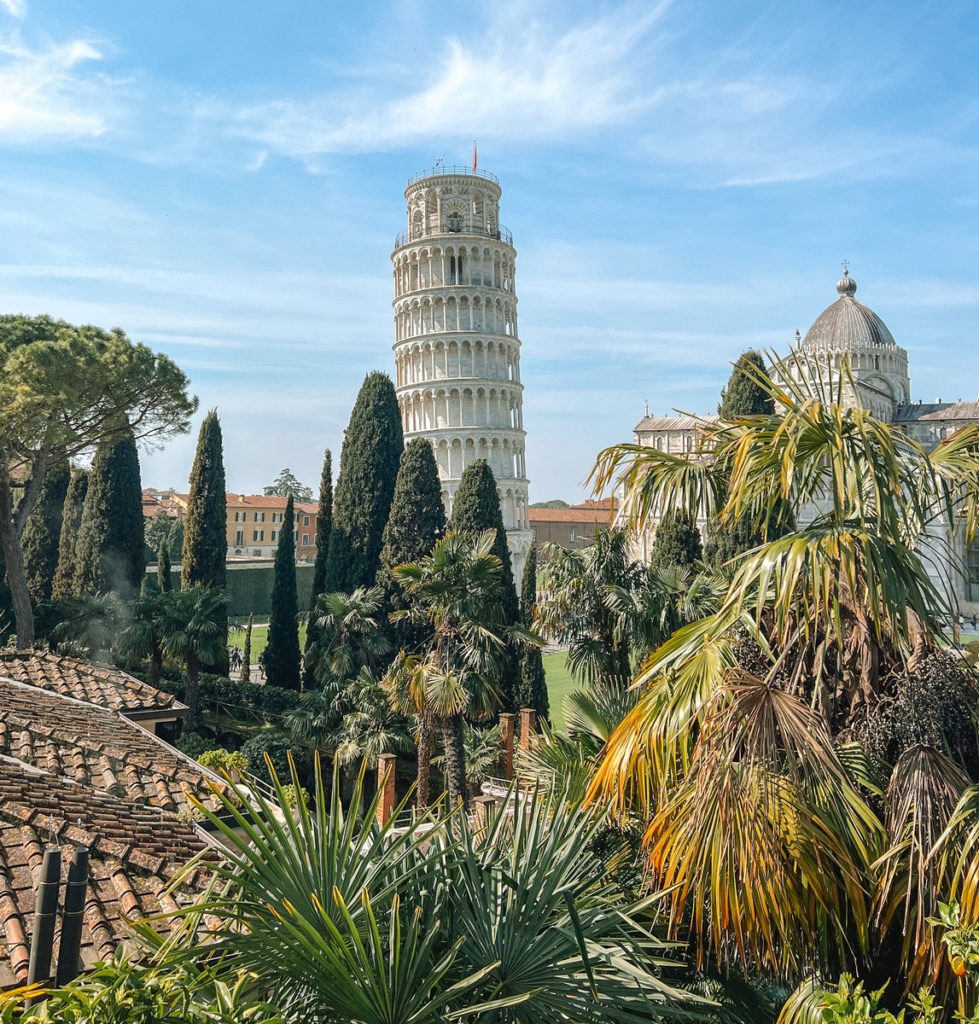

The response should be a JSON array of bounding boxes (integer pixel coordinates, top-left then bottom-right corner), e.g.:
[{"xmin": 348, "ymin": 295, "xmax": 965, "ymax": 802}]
[
  {"xmin": 516, "ymin": 544, "xmax": 549, "ymax": 719},
  {"xmin": 182, "ymin": 410, "xmax": 228, "ymax": 667},
  {"xmin": 377, "ymin": 438, "xmax": 446, "ymax": 646},
  {"xmin": 74, "ymin": 431, "xmax": 145, "ymax": 599},
  {"xmin": 265, "ymin": 494, "xmax": 301, "ymax": 689},
  {"xmin": 448, "ymin": 459, "xmax": 520, "ymax": 708},
  {"xmin": 157, "ymin": 534, "xmax": 172, "ymax": 593},
  {"xmin": 650, "ymin": 510, "xmax": 703, "ymax": 569},
  {"xmin": 303, "ymin": 450, "xmax": 333, "ymax": 687},
  {"xmin": 325, "ymin": 372, "xmax": 403, "ymax": 593},
  {"xmin": 22, "ymin": 461, "xmax": 70, "ymax": 603},
  {"xmin": 706, "ymin": 351, "xmax": 788, "ymax": 567},
  {"xmin": 52, "ymin": 470, "xmax": 88, "ymax": 599},
  {"xmin": 241, "ymin": 613, "xmax": 252, "ymax": 683},
  {"xmin": 718, "ymin": 350, "xmax": 774, "ymax": 419}
]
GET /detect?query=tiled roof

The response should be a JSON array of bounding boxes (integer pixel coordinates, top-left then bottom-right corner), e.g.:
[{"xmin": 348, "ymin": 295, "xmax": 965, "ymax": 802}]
[
  {"xmin": 633, "ymin": 414, "xmax": 718, "ymax": 432},
  {"xmin": 0, "ymin": 679, "xmax": 225, "ymax": 819},
  {"xmin": 0, "ymin": 757, "xmax": 213, "ymax": 986},
  {"xmin": 175, "ymin": 493, "xmax": 319, "ymax": 515},
  {"xmin": 906, "ymin": 401, "xmax": 979, "ymax": 422},
  {"xmin": 0, "ymin": 653, "xmax": 184, "ymax": 715},
  {"xmin": 529, "ymin": 508, "xmax": 611, "ymax": 523},
  {"xmin": 571, "ymin": 499, "xmax": 613, "ymax": 510}
]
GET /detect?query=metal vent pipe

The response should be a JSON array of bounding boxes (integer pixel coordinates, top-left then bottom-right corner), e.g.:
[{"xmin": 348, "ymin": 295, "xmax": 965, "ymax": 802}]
[
  {"xmin": 54, "ymin": 847, "xmax": 89, "ymax": 987},
  {"xmin": 26, "ymin": 848, "xmax": 61, "ymax": 994}
]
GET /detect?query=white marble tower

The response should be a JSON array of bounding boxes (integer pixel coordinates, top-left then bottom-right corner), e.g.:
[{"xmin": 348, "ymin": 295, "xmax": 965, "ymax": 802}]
[{"xmin": 391, "ymin": 165, "xmax": 533, "ymax": 582}]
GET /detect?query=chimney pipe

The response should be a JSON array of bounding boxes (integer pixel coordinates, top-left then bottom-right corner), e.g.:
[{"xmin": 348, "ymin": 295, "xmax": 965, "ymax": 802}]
[
  {"xmin": 26, "ymin": 848, "xmax": 61, "ymax": 995},
  {"xmin": 55, "ymin": 848, "xmax": 89, "ymax": 987}
]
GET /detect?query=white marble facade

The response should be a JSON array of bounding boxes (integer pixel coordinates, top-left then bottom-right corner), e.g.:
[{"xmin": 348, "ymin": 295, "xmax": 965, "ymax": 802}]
[
  {"xmin": 391, "ymin": 167, "xmax": 533, "ymax": 582},
  {"xmin": 626, "ymin": 270, "xmax": 979, "ymax": 615}
]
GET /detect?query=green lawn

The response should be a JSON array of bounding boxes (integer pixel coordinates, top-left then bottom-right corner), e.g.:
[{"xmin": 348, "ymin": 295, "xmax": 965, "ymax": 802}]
[
  {"xmin": 543, "ymin": 651, "xmax": 578, "ymax": 731},
  {"xmin": 229, "ymin": 623, "xmax": 307, "ymax": 663}
]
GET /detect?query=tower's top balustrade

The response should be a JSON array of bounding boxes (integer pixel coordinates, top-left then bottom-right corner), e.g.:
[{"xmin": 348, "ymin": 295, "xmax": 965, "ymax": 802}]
[{"xmin": 407, "ymin": 165, "xmax": 499, "ymax": 186}]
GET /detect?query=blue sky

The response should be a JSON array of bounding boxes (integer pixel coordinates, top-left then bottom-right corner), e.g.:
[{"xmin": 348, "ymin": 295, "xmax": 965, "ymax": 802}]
[{"xmin": 0, "ymin": 0, "xmax": 977, "ymax": 502}]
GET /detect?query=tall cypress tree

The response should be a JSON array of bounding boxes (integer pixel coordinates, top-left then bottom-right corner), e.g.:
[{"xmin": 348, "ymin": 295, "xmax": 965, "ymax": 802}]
[
  {"xmin": 22, "ymin": 461, "xmax": 70, "ymax": 603},
  {"xmin": 181, "ymin": 410, "xmax": 228, "ymax": 664},
  {"xmin": 448, "ymin": 459, "xmax": 520, "ymax": 708},
  {"xmin": 52, "ymin": 470, "xmax": 88, "ymax": 599},
  {"xmin": 265, "ymin": 494, "xmax": 301, "ymax": 690},
  {"xmin": 377, "ymin": 438, "xmax": 446, "ymax": 645},
  {"xmin": 74, "ymin": 431, "xmax": 144, "ymax": 599},
  {"xmin": 718, "ymin": 350, "xmax": 775, "ymax": 419},
  {"xmin": 303, "ymin": 450, "xmax": 333, "ymax": 687},
  {"xmin": 706, "ymin": 351, "xmax": 789, "ymax": 566},
  {"xmin": 650, "ymin": 510, "xmax": 703, "ymax": 569},
  {"xmin": 241, "ymin": 613, "xmax": 253, "ymax": 683},
  {"xmin": 157, "ymin": 534, "xmax": 172, "ymax": 593},
  {"xmin": 325, "ymin": 372, "xmax": 403, "ymax": 593},
  {"xmin": 516, "ymin": 544, "xmax": 549, "ymax": 719}
]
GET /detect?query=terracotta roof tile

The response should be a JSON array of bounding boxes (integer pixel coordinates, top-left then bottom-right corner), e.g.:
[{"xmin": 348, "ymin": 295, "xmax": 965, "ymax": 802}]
[
  {"xmin": 0, "ymin": 652, "xmax": 184, "ymax": 714},
  {"xmin": 528, "ymin": 508, "xmax": 611, "ymax": 523}
]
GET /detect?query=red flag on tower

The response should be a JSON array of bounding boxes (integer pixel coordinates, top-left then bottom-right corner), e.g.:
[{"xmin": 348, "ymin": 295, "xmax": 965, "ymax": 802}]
[{"xmin": 473, "ymin": 141, "xmax": 477, "ymax": 171}]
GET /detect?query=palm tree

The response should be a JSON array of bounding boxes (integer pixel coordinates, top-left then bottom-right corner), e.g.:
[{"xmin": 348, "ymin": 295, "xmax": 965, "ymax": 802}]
[
  {"xmin": 536, "ymin": 529, "xmax": 721, "ymax": 691},
  {"xmin": 159, "ymin": 759, "xmax": 712, "ymax": 1024},
  {"xmin": 333, "ymin": 668, "xmax": 415, "ymax": 771},
  {"xmin": 384, "ymin": 530, "xmax": 539, "ymax": 811},
  {"xmin": 156, "ymin": 585, "xmax": 227, "ymax": 731},
  {"xmin": 586, "ymin": 352, "xmax": 979, "ymax": 988}
]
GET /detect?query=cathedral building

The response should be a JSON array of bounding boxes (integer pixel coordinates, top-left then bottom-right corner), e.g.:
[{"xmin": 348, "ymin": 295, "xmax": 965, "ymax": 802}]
[
  {"xmin": 391, "ymin": 165, "xmax": 534, "ymax": 582},
  {"xmin": 628, "ymin": 269, "xmax": 979, "ymax": 612}
]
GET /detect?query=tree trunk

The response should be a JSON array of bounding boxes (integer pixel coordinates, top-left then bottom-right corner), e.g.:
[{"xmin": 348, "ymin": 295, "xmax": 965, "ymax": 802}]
[
  {"xmin": 0, "ymin": 471, "xmax": 34, "ymax": 647},
  {"xmin": 184, "ymin": 653, "xmax": 200, "ymax": 732},
  {"xmin": 442, "ymin": 714, "xmax": 469, "ymax": 812},
  {"xmin": 148, "ymin": 639, "xmax": 162, "ymax": 688},
  {"xmin": 416, "ymin": 711, "xmax": 434, "ymax": 812}
]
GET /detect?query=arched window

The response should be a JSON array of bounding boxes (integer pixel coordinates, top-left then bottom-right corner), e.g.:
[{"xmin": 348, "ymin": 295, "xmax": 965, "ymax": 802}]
[{"xmin": 656, "ymin": 437, "xmax": 663, "ymax": 451}]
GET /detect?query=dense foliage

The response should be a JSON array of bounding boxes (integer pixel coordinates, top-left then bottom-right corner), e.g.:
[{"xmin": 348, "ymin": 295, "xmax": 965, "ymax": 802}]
[
  {"xmin": 21, "ymin": 460, "xmax": 69, "ymax": 602},
  {"xmin": 516, "ymin": 544, "xmax": 549, "ymax": 718},
  {"xmin": 649, "ymin": 509, "xmax": 703, "ymax": 568},
  {"xmin": 264, "ymin": 467, "xmax": 313, "ymax": 501},
  {"xmin": 304, "ymin": 449, "xmax": 333, "ymax": 687},
  {"xmin": 51, "ymin": 469, "xmax": 87, "ymax": 600},
  {"xmin": 447, "ymin": 459, "xmax": 521, "ymax": 708},
  {"xmin": 74, "ymin": 430, "xmax": 145, "ymax": 600},
  {"xmin": 326, "ymin": 372, "xmax": 404, "ymax": 593}
]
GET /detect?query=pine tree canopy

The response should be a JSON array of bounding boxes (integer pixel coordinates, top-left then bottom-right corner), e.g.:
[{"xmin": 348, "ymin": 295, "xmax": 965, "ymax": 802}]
[
  {"xmin": 650, "ymin": 510, "xmax": 703, "ymax": 569},
  {"xmin": 52, "ymin": 470, "xmax": 88, "ymax": 599},
  {"xmin": 181, "ymin": 410, "xmax": 227, "ymax": 592},
  {"xmin": 264, "ymin": 468, "xmax": 313, "ymax": 501},
  {"xmin": 22, "ymin": 461, "xmax": 70, "ymax": 603},
  {"xmin": 326, "ymin": 372, "xmax": 404, "ymax": 593},
  {"xmin": 718, "ymin": 350, "xmax": 775, "ymax": 419},
  {"xmin": 74, "ymin": 430, "xmax": 145, "ymax": 599},
  {"xmin": 265, "ymin": 493, "xmax": 301, "ymax": 690}
]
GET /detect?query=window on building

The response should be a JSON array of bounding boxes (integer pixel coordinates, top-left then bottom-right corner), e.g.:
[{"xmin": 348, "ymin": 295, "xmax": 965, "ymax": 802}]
[
  {"xmin": 940, "ymin": 427, "xmax": 948, "ymax": 439},
  {"xmin": 235, "ymin": 530, "xmax": 244, "ymax": 546},
  {"xmin": 656, "ymin": 437, "xmax": 663, "ymax": 450},
  {"xmin": 302, "ymin": 534, "xmax": 309, "ymax": 546},
  {"xmin": 294, "ymin": 530, "xmax": 299, "ymax": 542},
  {"xmin": 271, "ymin": 530, "xmax": 278, "ymax": 542},
  {"xmin": 969, "ymin": 543, "xmax": 979, "ymax": 602},
  {"xmin": 252, "ymin": 549, "xmax": 261, "ymax": 557},
  {"xmin": 253, "ymin": 530, "xmax": 264, "ymax": 542},
  {"xmin": 303, "ymin": 516, "xmax": 310, "ymax": 527},
  {"xmin": 273, "ymin": 512, "xmax": 283, "ymax": 523},
  {"xmin": 295, "ymin": 512, "xmax": 300, "ymax": 523},
  {"xmin": 569, "ymin": 526, "xmax": 577, "ymax": 544},
  {"xmin": 234, "ymin": 511, "xmax": 242, "ymax": 522}
]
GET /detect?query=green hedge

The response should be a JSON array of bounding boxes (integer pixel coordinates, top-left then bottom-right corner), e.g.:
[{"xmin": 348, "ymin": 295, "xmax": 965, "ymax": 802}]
[
  {"xmin": 158, "ymin": 673, "xmax": 302, "ymax": 724},
  {"xmin": 143, "ymin": 564, "xmax": 315, "ymax": 618}
]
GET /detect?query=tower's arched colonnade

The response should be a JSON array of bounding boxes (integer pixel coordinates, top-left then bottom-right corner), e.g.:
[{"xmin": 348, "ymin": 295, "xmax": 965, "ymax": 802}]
[{"xmin": 392, "ymin": 167, "xmax": 533, "ymax": 580}]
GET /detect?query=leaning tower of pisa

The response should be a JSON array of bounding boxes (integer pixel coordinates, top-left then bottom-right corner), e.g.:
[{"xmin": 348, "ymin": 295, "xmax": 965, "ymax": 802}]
[{"xmin": 391, "ymin": 164, "xmax": 533, "ymax": 582}]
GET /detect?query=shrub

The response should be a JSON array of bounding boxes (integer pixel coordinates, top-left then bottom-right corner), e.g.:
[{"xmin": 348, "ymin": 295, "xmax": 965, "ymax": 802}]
[
  {"xmin": 197, "ymin": 748, "xmax": 249, "ymax": 776},
  {"xmin": 241, "ymin": 730, "xmax": 312, "ymax": 788},
  {"xmin": 175, "ymin": 732, "xmax": 212, "ymax": 759}
]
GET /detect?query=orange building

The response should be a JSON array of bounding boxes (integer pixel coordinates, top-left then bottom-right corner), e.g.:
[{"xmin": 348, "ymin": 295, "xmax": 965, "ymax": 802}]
[{"xmin": 528, "ymin": 500, "xmax": 611, "ymax": 555}]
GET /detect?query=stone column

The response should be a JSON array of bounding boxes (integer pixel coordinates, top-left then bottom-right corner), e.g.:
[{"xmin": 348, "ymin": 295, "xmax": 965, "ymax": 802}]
[
  {"xmin": 520, "ymin": 709, "xmax": 537, "ymax": 761},
  {"xmin": 377, "ymin": 753, "xmax": 397, "ymax": 827},
  {"xmin": 499, "ymin": 713, "xmax": 516, "ymax": 779}
]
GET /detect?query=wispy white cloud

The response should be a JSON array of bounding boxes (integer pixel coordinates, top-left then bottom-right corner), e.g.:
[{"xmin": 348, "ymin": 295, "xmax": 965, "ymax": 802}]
[
  {"xmin": 231, "ymin": 3, "xmax": 671, "ymax": 156},
  {"xmin": 0, "ymin": 32, "xmax": 109, "ymax": 139},
  {"xmin": 0, "ymin": 0, "xmax": 26, "ymax": 18}
]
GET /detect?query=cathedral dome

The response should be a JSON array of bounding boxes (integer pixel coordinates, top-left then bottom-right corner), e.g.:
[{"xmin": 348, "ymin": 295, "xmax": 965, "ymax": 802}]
[{"xmin": 800, "ymin": 270, "xmax": 896, "ymax": 351}]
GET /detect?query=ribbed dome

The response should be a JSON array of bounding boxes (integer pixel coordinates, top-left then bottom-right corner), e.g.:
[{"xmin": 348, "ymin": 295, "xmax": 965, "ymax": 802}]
[{"xmin": 801, "ymin": 272, "xmax": 895, "ymax": 351}]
